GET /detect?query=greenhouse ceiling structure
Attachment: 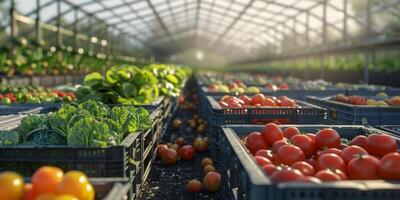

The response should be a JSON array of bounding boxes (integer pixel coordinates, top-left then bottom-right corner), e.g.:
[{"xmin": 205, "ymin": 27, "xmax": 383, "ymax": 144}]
[{"xmin": 2, "ymin": 0, "xmax": 400, "ymax": 68}]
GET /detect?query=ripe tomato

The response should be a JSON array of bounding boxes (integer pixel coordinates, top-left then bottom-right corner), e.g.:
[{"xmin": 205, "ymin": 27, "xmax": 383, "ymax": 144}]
[
  {"xmin": 239, "ymin": 95, "xmax": 252, "ymax": 105},
  {"xmin": 366, "ymin": 133, "xmax": 397, "ymax": 157},
  {"xmin": 203, "ymin": 165, "xmax": 216, "ymax": 175},
  {"xmin": 304, "ymin": 158, "xmax": 316, "ymax": 168},
  {"xmin": 161, "ymin": 148, "xmax": 178, "ymax": 165},
  {"xmin": 262, "ymin": 164, "xmax": 278, "ymax": 176},
  {"xmin": 0, "ymin": 171, "xmax": 25, "ymax": 200},
  {"xmin": 316, "ymin": 128, "xmax": 341, "ymax": 150},
  {"xmin": 350, "ymin": 135, "xmax": 368, "ymax": 149},
  {"xmin": 193, "ymin": 137, "xmax": 208, "ymax": 152},
  {"xmin": 262, "ymin": 123, "xmax": 284, "ymax": 146},
  {"xmin": 276, "ymin": 144, "xmax": 305, "ymax": 166},
  {"xmin": 291, "ymin": 134, "xmax": 316, "ymax": 157},
  {"xmin": 316, "ymin": 153, "xmax": 346, "ymax": 172},
  {"xmin": 339, "ymin": 143, "xmax": 349, "ymax": 150},
  {"xmin": 35, "ymin": 194, "xmax": 57, "ymax": 200},
  {"xmin": 32, "ymin": 166, "xmax": 64, "ymax": 195},
  {"xmin": 157, "ymin": 144, "xmax": 169, "ymax": 158},
  {"xmin": 315, "ymin": 169, "xmax": 341, "ymax": 182},
  {"xmin": 305, "ymin": 133, "xmax": 316, "ymax": 144},
  {"xmin": 271, "ymin": 168, "xmax": 303, "ymax": 183},
  {"xmin": 251, "ymin": 94, "xmax": 265, "ymax": 105},
  {"xmin": 57, "ymin": 171, "xmax": 89, "ymax": 200},
  {"xmin": 291, "ymin": 161, "xmax": 315, "ymax": 176},
  {"xmin": 298, "ymin": 176, "xmax": 322, "ymax": 183},
  {"xmin": 377, "ymin": 152, "xmax": 400, "ymax": 179},
  {"xmin": 175, "ymin": 137, "xmax": 187, "ymax": 146},
  {"xmin": 179, "ymin": 145, "xmax": 196, "ymax": 160},
  {"xmin": 316, "ymin": 148, "xmax": 342, "ymax": 159},
  {"xmin": 203, "ymin": 172, "xmax": 221, "ymax": 192},
  {"xmin": 283, "ymin": 127, "xmax": 300, "ymax": 139},
  {"xmin": 272, "ymin": 139, "xmax": 288, "ymax": 153},
  {"xmin": 187, "ymin": 179, "xmax": 201, "ymax": 193},
  {"xmin": 331, "ymin": 169, "xmax": 348, "ymax": 180},
  {"xmin": 279, "ymin": 98, "xmax": 296, "ymax": 107},
  {"xmin": 54, "ymin": 195, "xmax": 79, "ymax": 200},
  {"xmin": 340, "ymin": 145, "xmax": 368, "ymax": 163},
  {"xmin": 254, "ymin": 156, "xmax": 272, "ymax": 166},
  {"xmin": 261, "ymin": 98, "xmax": 277, "ymax": 107},
  {"xmin": 347, "ymin": 155, "xmax": 379, "ymax": 180},
  {"xmin": 246, "ymin": 132, "xmax": 268, "ymax": 154},
  {"xmin": 23, "ymin": 183, "xmax": 35, "ymax": 200},
  {"xmin": 255, "ymin": 149, "xmax": 277, "ymax": 164}
]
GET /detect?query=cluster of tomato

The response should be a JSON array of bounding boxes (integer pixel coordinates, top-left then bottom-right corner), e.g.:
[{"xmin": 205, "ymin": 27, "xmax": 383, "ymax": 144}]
[
  {"xmin": 244, "ymin": 123, "xmax": 400, "ymax": 183},
  {"xmin": 0, "ymin": 166, "xmax": 94, "ymax": 200},
  {"xmin": 219, "ymin": 94, "xmax": 297, "ymax": 108},
  {"xmin": 187, "ymin": 157, "xmax": 221, "ymax": 193}
]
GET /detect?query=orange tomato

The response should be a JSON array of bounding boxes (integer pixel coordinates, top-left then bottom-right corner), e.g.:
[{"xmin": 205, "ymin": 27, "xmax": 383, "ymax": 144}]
[
  {"xmin": 32, "ymin": 166, "xmax": 64, "ymax": 195},
  {"xmin": 57, "ymin": 171, "xmax": 90, "ymax": 199},
  {"xmin": 23, "ymin": 183, "xmax": 36, "ymax": 200},
  {"xmin": 34, "ymin": 194, "xmax": 57, "ymax": 200},
  {"xmin": 54, "ymin": 195, "xmax": 78, "ymax": 200},
  {"xmin": 83, "ymin": 183, "xmax": 95, "ymax": 200},
  {"xmin": 0, "ymin": 171, "xmax": 25, "ymax": 200}
]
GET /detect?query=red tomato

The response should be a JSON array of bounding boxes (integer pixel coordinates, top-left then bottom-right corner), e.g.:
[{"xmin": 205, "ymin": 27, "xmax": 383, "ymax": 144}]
[
  {"xmin": 316, "ymin": 148, "xmax": 342, "ymax": 158},
  {"xmin": 366, "ymin": 133, "xmax": 397, "ymax": 157},
  {"xmin": 316, "ymin": 153, "xmax": 346, "ymax": 172},
  {"xmin": 340, "ymin": 145, "xmax": 368, "ymax": 163},
  {"xmin": 350, "ymin": 135, "xmax": 368, "ymax": 149},
  {"xmin": 339, "ymin": 143, "xmax": 349, "ymax": 150},
  {"xmin": 157, "ymin": 144, "xmax": 169, "ymax": 158},
  {"xmin": 240, "ymin": 95, "xmax": 252, "ymax": 105},
  {"xmin": 276, "ymin": 144, "xmax": 305, "ymax": 166},
  {"xmin": 179, "ymin": 145, "xmax": 195, "ymax": 160},
  {"xmin": 271, "ymin": 168, "xmax": 303, "ymax": 183},
  {"xmin": 246, "ymin": 132, "xmax": 268, "ymax": 154},
  {"xmin": 315, "ymin": 169, "xmax": 341, "ymax": 182},
  {"xmin": 262, "ymin": 123, "xmax": 284, "ymax": 146},
  {"xmin": 283, "ymin": 127, "xmax": 300, "ymax": 139},
  {"xmin": 161, "ymin": 149, "xmax": 178, "ymax": 165},
  {"xmin": 262, "ymin": 164, "xmax": 278, "ymax": 176},
  {"xmin": 272, "ymin": 140, "xmax": 288, "ymax": 153},
  {"xmin": 254, "ymin": 156, "xmax": 272, "ymax": 166},
  {"xmin": 219, "ymin": 101, "xmax": 229, "ymax": 108},
  {"xmin": 304, "ymin": 158, "xmax": 316, "ymax": 168},
  {"xmin": 298, "ymin": 176, "xmax": 322, "ymax": 183},
  {"xmin": 347, "ymin": 155, "xmax": 380, "ymax": 180},
  {"xmin": 251, "ymin": 94, "xmax": 265, "ymax": 105},
  {"xmin": 175, "ymin": 137, "xmax": 186, "ymax": 146},
  {"xmin": 291, "ymin": 134, "xmax": 316, "ymax": 157},
  {"xmin": 377, "ymin": 152, "xmax": 400, "ymax": 179},
  {"xmin": 255, "ymin": 149, "xmax": 277, "ymax": 164},
  {"xmin": 331, "ymin": 169, "xmax": 348, "ymax": 180},
  {"xmin": 279, "ymin": 98, "xmax": 296, "ymax": 107},
  {"xmin": 261, "ymin": 98, "xmax": 277, "ymax": 107},
  {"xmin": 316, "ymin": 128, "xmax": 341, "ymax": 150},
  {"xmin": 305, "ymin": 133, "xmax": 316, "ymax": 143},
  {"xmin": 292, "ymin": 161, "xmax": 315, "ymax": 176},
  {"xmin": 228, "ymin": 101, "xmax": 242, "ymax": 108}
]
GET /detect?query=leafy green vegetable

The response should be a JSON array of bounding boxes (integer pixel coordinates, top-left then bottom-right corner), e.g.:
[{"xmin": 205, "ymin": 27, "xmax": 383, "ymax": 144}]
[
  {"xmin": 17, "ymin": 114, "xmax": 48, "ymax": 141},
  {"xmin": 0, "ymin": 131, "xmax": 19, "ymax": 145},
  {"xmin": 0, "ymin": 100, "xmax": 153, "ymax": 148}
]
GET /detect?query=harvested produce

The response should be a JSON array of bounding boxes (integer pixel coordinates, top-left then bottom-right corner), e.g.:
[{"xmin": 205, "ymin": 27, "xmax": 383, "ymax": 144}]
[
  {"xmin": 244, "ymin": 124, "xmax": 400, "ymax": 182},
  {"xmin": 0, "ymin": 166, "xmax": 94, "ymax": 200},
  {"xmin": 0, "ymin": 100, "xmax": 152, "ymax": 147},
  {"xmin": 219, "ymin": 95, "xmax": 298, "ymax": 108}
]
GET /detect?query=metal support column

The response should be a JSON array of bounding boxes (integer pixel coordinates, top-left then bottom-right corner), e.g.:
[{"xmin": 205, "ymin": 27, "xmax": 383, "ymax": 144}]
[
  {"xmin": 321, "ymin": 0, "xmax": 327, "ymax": 79},
  {"xmin": 35, "ymin": 0, "xmax": 42, "ymax": 45},
  {"xmin": 343, "ymin": 0, "xmax": 348, "ymax": 41}
]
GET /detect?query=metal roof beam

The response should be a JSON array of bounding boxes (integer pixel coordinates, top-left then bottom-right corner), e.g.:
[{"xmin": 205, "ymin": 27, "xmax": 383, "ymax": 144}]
[{"xmin": 210, "ymin": 0, "xmax": 256, "ymax": 48}]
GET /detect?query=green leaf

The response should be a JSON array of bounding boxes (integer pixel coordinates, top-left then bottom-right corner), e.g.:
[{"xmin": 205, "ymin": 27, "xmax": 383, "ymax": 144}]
[
  {"xmin": 48, "ymin": 104, "xmax": 78, "ymax": 137},
  {"xmin": 84, "ymin": 72, "xmax": 103, "ymax": 86},
  {"xmin": 77, "ymin": 100, "xmax": 110, "ymax": 118},
  {"xmin": 68, "ymin": 116, "xmax": 114, "ymax": 147},
  {"xmin": 0, "ymin": 130, "xmax": 20, "ymax": 145},
  {"xmin": 121, "ymin": 82, "xmax": 137, "ymax": 98},
  {"xmin": 17, "ymin": 114, "xmax": 48, "ymax": 141}
]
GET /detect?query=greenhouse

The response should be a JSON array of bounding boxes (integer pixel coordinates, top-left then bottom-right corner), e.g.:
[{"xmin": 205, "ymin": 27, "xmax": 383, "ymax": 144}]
[{"xmin": 0, "ymin": 0, "xmax": 400, "ymax": 200}]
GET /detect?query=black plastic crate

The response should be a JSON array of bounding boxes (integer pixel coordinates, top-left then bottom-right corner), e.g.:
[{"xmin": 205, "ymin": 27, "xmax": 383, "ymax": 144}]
[
  {"xmin": 205, "ymin": 95, "xmax": 326, "ymax": 160},
  {"xmin": 307, "ymin": 96, "xmax": 400, "ymax": 125},
  {"xmin": 377, "ymin": 125, "xmax": 400, "ymax": 136},
  {"xmin": 220, "ymin": 125, "xmax": 400, "ymax": 200},
  {"xmin": 0, "ymin": 109, "xmax": 160, "ymax": 199}
]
